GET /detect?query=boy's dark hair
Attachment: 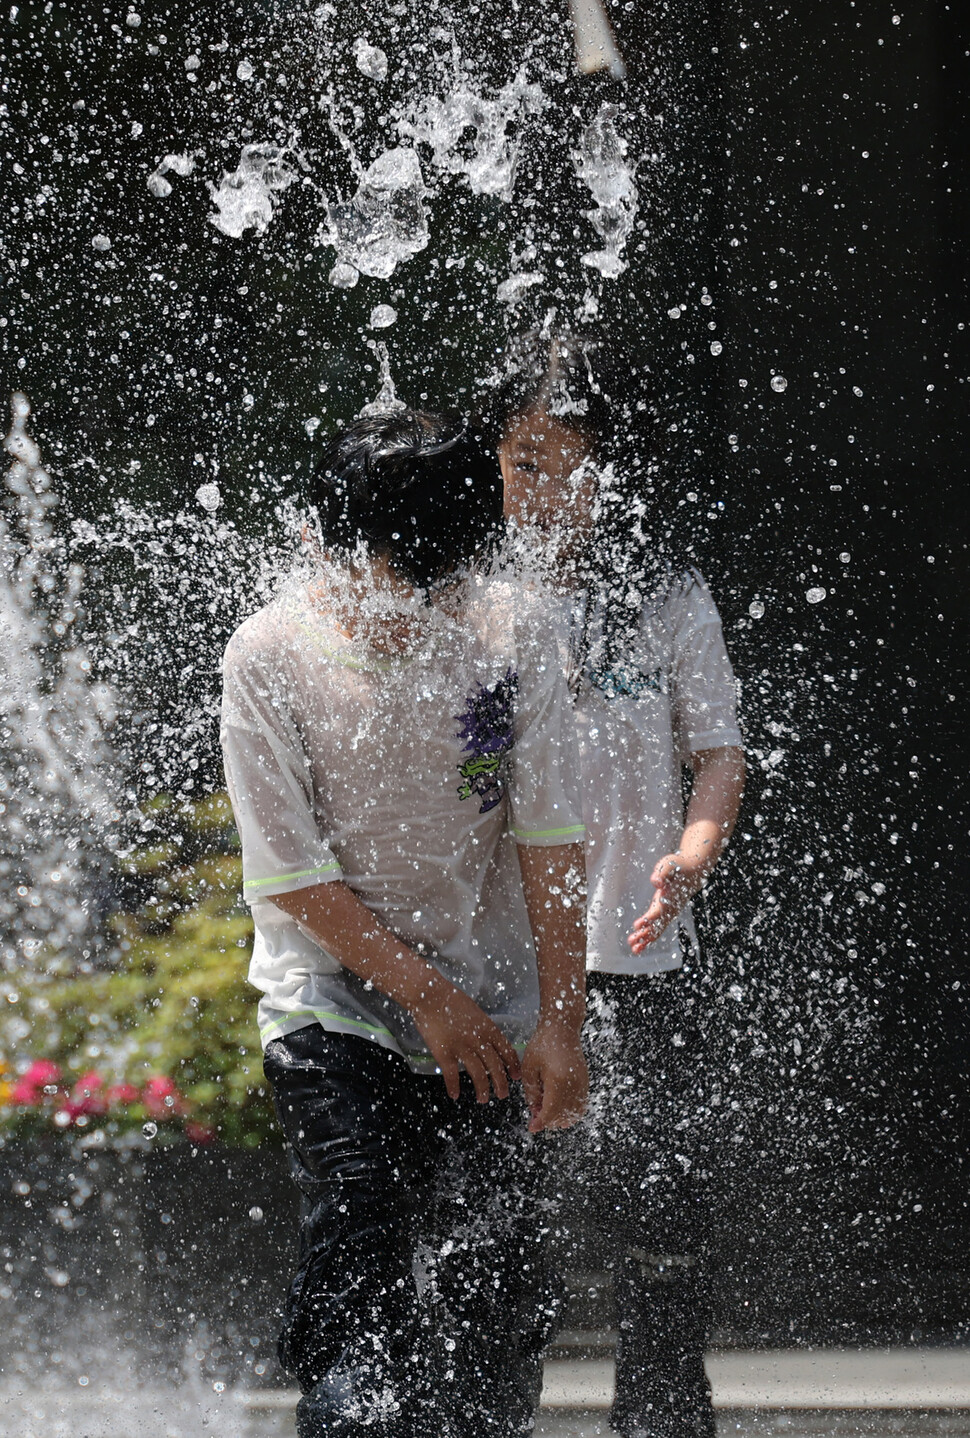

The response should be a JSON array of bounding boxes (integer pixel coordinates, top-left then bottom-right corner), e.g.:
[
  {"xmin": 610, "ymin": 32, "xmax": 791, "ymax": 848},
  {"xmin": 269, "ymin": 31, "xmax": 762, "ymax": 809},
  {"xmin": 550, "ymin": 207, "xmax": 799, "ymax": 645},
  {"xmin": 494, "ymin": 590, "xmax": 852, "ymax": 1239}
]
[{"xmin": 309, "ymin": 408, "xmax": 502, "ymax": 591}]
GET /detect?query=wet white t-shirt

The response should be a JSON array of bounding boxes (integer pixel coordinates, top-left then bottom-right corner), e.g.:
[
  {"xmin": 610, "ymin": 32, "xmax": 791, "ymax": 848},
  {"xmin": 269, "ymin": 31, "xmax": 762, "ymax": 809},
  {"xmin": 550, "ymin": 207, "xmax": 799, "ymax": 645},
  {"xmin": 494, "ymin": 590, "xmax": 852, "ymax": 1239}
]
[
  {"xmin": 572, "ymin": 570, "xmax": 743, "ymax": 974},
  {"xmin": 220, "ymin": 584, "xmax": 584, "ymax": 1069}
]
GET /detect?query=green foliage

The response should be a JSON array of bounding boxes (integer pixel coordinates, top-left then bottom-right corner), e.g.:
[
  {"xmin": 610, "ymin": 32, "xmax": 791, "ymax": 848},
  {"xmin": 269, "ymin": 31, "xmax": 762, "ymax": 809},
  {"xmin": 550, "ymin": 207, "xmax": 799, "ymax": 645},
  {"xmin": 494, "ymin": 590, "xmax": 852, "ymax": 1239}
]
[{"xmin": 0, "ymin": 793, "xmax": 279, "ymax": 1148}]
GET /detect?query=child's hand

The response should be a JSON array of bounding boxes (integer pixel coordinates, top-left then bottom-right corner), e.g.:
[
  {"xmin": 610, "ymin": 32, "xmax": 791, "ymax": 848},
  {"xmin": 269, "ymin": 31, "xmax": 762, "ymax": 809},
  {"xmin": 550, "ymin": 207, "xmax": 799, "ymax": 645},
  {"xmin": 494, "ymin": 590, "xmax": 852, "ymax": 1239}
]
[
  {"xmin": 521, "ymin": 1019, "xmax": 588, "ymax": 1134},
  {"xmin": 627, "ymin": 852, "xmax": 704, "ymax": 955},
  {"xmin": 411, "ymin": 980, "xmax": 521, "ymax": 1103}
]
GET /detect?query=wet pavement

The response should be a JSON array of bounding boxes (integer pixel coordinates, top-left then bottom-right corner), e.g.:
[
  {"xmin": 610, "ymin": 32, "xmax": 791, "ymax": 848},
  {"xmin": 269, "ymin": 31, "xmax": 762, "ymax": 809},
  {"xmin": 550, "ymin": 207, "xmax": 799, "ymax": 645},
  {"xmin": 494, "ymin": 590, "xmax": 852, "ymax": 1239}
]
[{"xmin": 3, "ymin": 1352, "xmax": 970, "ymax": 1438}]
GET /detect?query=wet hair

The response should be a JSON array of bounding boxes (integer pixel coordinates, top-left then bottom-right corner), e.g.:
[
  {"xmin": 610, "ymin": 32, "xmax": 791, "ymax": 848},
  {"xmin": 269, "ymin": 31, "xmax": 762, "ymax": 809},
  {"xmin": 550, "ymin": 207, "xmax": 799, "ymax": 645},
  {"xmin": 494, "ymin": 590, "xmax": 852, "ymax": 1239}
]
[
  {"xmin": 484, "ymin": 328, "xmax": 686, "ymax": 685},
  {"xmin": 308, "ymin": 408, "xmax": 502, "ymax": 592}
]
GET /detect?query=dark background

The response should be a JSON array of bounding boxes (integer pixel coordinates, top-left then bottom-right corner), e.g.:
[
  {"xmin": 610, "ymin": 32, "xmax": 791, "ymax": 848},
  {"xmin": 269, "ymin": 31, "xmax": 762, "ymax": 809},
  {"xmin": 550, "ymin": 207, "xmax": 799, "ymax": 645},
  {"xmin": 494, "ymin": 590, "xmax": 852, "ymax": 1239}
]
[{"xmin": 2, "ymin": 0, "xmax": 967, "ymax": 1338}]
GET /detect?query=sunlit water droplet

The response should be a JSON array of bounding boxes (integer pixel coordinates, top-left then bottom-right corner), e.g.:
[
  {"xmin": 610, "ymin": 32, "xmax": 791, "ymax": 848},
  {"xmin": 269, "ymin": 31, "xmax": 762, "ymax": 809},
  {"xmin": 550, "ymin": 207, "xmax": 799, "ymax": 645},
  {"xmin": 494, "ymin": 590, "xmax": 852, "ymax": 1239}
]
[
  {"xmin": 91, "ymin": 235, "xmax": 111, "ymax": 251},
  {"xmin": 369, "ymin": 304, "xmax": 398, "ymax": 329},
  {"xmin": 770, "ymin": 375, "xmax": 788, "ymax": 392},
  {"xmin": 125, "ymin": 10, "xmax": 141, "ymax": 25},
  {"xmin": 710, "ymin": 340, "xmax": 722, "ymax": 355},
  {"xmin": 749, "ymin": 600, "xmax": 765, "ymax": 618},
  {"xmin": 806, "ymin": 587, "xmax": 827, "ymax": 604},
  {"xmin": 329, "ymin": 261, "xmax": 360, "ymax": 289},
  {"xmin": 236, "ymin": 59, "xmax": 254, "ymax": 81},
  {"xmin": 142, "ymin": 1121, "xmax": 158, "ymax": 1139},
  {"xmin": 195, "ymin": 483, "xmax": 221, "ymax": 512},
  {"xmin": 249, "ymin": 1206, "xmax": 264, "ymax": 1222},
  {"xmin": 354, "ymin": 38, "xmax": 388, "ymax": 81}
]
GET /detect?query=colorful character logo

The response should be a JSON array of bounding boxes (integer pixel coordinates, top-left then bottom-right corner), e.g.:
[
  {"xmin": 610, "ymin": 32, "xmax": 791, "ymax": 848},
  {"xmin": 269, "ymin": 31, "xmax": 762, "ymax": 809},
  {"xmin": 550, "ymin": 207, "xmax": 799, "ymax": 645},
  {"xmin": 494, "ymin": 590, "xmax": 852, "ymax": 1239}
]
[{"xmin": 454, "ymin": 668, "xmax": 518, "ymax": 813}]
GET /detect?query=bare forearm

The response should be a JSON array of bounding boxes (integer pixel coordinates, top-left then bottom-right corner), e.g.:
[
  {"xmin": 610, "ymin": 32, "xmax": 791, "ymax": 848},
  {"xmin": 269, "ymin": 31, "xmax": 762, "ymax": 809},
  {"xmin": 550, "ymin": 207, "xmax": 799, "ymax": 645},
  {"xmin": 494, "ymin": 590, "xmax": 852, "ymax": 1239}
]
[
  {"xmin": 680, "ymin": 745, "xmax": 746, "ymax": 880},
  {"xmin": 517, "ymin": 841, "xmax": 586, "ymax": 1031},
  {"xmin": 271, "ymin": 881, "xmax": 447, "ymax": 1014}
]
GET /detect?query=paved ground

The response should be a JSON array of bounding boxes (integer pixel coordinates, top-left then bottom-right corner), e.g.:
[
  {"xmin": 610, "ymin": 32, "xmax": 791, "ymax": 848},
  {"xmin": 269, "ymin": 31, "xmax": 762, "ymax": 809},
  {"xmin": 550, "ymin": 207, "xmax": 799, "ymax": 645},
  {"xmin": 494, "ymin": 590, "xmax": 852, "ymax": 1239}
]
[{"xmin": 3, "ymin": 1352, "xmax": 970, "ymax": 1438}]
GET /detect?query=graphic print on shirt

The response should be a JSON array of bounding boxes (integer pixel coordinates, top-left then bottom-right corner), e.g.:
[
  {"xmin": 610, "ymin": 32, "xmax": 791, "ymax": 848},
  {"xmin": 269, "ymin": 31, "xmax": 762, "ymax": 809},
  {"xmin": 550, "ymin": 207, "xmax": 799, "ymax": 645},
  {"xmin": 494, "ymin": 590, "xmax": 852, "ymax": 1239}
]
[
  {"xmin": 586, "ymin": 660, "xmax": 664, "ymax": 702},
  {"xmin": 454, "ymin": 668, "xmax": 518, "ymax": 813}
]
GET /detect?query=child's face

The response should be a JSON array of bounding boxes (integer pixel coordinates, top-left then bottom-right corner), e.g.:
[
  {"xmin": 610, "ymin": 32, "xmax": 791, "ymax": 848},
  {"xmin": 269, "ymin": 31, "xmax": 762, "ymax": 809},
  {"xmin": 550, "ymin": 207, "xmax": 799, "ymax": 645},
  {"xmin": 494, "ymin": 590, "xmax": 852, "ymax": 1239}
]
[{"xmin": 498, "ymin": 408, "xmax": 596, "ymax": 561}]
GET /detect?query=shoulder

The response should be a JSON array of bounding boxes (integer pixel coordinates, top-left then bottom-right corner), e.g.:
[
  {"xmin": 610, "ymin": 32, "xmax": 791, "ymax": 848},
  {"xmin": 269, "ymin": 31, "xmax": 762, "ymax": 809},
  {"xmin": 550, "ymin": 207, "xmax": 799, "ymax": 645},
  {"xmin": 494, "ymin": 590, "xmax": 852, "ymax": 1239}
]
[
  {"xmin": 222, "ymin": 600, "xmax": 297, "ymax": 679},
  {"xmin": 657, "ymin": 567, "xmax": 725, "ymax": 632}
]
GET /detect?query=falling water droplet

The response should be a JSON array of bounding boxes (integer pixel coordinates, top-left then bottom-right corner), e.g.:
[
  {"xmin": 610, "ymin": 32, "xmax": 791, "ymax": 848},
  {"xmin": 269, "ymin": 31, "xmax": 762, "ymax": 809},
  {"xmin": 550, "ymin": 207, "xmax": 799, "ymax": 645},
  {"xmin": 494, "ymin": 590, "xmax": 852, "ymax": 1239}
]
[
  {"xmin": 195, "ymin": 483, "xmax": 222, "ymax": 512},
  {"xmin": 749, "ymin": 600, "xmax": 765, "ymax": 618},
  {"xmin": 126, "ymin": 10, "xmax": 141, "ymax": 26},
  {"xmin": 710, "ymin": 340, "xmax": 723, "ymax": 356},
  {"xmin": 249, "ymin": 1206, "xmax": 264, "ymax": 1222},
  {"xmin": 329, "ymin": 262, "xmax": 360, "ymax": 289},
  {"xmin": 806, "ymin": 587, "xmax": 827, "ymax": 604},
  {"xmin": 353, "ymin": 38, "xmax": 389, "ymax": 81},
  {"xmin": 236, "ymin": 59, "xmax": 254, "ymax": 81},
  {"xmin": 142, "ymin": 1121, "xmax": 158, "ymax": 1139},
  {"xmin": 369, "ymin": 304, "xmax": 398, "ymax": 329},
  {"xmin": 770, "ymin": 375, "xmax": 788, "ymax": 392},
  {"xmin": 667, "ymin": 306, "xmax": 682, "ymax": 320},
  {"xmin": 91, "ymin": 235, "xmax": 111, "ymax": 251}
]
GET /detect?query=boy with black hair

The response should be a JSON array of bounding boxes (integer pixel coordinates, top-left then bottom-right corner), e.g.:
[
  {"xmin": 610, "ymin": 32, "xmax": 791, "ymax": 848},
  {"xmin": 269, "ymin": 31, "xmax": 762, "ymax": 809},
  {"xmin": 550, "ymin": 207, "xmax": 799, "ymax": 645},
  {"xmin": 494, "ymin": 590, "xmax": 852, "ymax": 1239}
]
[{"xmin": 220, "ymin": 408, "xmax": 587, "ymax": 1438}]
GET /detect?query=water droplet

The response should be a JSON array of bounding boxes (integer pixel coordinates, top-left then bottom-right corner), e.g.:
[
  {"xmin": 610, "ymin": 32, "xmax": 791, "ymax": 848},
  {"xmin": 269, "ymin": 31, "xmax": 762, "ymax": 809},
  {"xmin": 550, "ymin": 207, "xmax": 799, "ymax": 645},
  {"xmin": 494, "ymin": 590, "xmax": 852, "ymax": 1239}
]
[
  {"xmin": 806, "ymin": 587, "xmax": 827, "ymax": 604},
  {"xmin": 369, "ymin": 304, "xmax": 397, "ymax": 329},
  {"xmin": 839, "ymin": 552, "xmax": 850, "ymax": 564},
  {"xmin": 853, "ymin": 385, "xmax": 864, "ymax": 397},
  {"xmin": 236, "ymin": 59, "xmax": 254, "ymax": 81},
  {"xmin": 728, "ymin": 434, "xmax": 739, "ymax": 446},
  {"xmin": 142, "ymin": 1121, "xmax": 158, "ymax": 1139},
  {"xmin": 184, "ymin": 54, "xmax": 200, "ymax": 72},
  {"xmin": 353, "ymin": 38, "xmax": 389, "ymax": 81},
  {"xmin": 700, "ymin": 293, "xmax": 713, "ymax": 306},
  {"xmin": 195, "ymin": 483, "xmax": 222, "ymax": 512},
  {"xmin": 126, "ymin": 11, "xmax": 141, "ymax": 26},
  {"xmin": 749, "ymin": 600, "xmax": 765, "ymax": 618},
  {"xmin": 91, "ymin": 235, "xmax": 111, "ymax": 252},
  {"xmin": 329, "ymin": 261, "xmax": 360, "ymax": 289},
  {"xmin": 770, "ymin": 375, "xmax": 788, "ymax": 392},
  {"xmin": 667, "ymin": 306, "xmax": 682, "ymax": 319},
  {"xmin": 213, "ymin": 1381, "xmax": 226, "ymax": 1393},
  {"xmin": 78, "ymin": 1375, "xmax": 89, "ymax": 1386},
  {"xmin": 248, "ymin": 1206, "xmax": 264, "ymax": 1222},
  {"xmin": 710, "ymin": 340, "xmax": 722, "ymax": 356},
  {"xmin": 892, "ymin": 13, "xmax": 901, "ymax": 22}
]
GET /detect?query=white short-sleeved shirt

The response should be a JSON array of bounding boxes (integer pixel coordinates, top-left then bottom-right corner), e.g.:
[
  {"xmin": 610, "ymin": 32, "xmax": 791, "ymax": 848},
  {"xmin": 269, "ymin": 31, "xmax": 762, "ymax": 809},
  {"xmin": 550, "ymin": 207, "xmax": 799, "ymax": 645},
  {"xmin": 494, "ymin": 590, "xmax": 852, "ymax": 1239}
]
[
  {"xmin": 572, "ymin": 570, "xmax": 742, "ymax": 974},
  {"xmin": 220, "ymin": 584, "xmax": 584, "ymax": 1069}
]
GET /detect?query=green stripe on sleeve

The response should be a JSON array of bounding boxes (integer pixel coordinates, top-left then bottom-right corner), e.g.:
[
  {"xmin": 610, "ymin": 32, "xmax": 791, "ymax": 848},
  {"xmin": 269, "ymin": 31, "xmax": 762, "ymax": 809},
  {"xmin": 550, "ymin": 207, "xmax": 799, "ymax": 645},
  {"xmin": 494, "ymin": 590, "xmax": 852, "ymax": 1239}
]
[
  {"xmin": 243, "ymin": 862, "xmax": 340, "ymax": 891},
  {"xmin": 510, "ymin": 823, "xmax": 586, "ymax": 841}
]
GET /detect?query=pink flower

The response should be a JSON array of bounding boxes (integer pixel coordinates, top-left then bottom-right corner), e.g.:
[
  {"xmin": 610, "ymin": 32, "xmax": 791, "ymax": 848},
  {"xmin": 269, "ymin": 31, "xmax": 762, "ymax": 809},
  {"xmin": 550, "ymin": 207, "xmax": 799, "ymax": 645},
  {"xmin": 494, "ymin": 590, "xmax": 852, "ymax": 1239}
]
[
  {"xmin": 105, "ymin": 1083, "xmax": 141, "ymax": 1107},
  {"xmin": 142, "ymin": 1075, "xmax": 188, "ymax": 1120},
  {"xmin": 67, "ymin": 1071, "xmax": 107, "ymax": 1118},
  {"xmin": 10, "ymin": 1059, "xmax": 62, "ymax": 1104},
  {"xmin": 184, "ymin": 1120, "xmax": 217, "ymax": 1145}
]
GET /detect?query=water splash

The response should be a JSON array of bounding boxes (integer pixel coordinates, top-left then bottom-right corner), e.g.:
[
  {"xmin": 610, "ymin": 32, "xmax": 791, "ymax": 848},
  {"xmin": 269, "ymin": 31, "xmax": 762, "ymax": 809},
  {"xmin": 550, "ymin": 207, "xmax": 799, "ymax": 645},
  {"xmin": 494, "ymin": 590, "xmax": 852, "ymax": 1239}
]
[
  {"xmin": 0, "ymin": 396, "xmax": 118, "ymax": 969},
  {"xmin": 359, "ymin": 342, "xmax": 406, "ymax": 417},
  {"xmin": 399, "ymin": 70, "xmax": 544, "ymax": 204},
  {"xmin": 147, "ymin": 152, "xmax": 196, "ymax": 199},
  {"xmin": 574, "ymin": 103, "xmax": 638, "ymax": 279},
  {"xmin": 208, "ymin": 144, "xmax": 300, "ymax": 239},
  {"xmin": 321, "ymin": 146, "xmax": 429, "ymax": 282}
]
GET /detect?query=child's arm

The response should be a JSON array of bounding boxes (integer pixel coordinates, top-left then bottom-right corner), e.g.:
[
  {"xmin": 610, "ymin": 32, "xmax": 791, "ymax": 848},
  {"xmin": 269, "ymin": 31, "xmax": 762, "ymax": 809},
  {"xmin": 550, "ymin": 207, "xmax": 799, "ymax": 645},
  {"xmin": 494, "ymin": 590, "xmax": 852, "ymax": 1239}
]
[
  {"xmin": 272, "ymin": 882, "xmax": 521, "ymax": 1103},
  {"xmin": 628, "ymin": 744, "xmax": 745, "ymax": 955},
  {"xmin": 516, "ymin": 842, "xmax": 588, "ymax": 1134}
]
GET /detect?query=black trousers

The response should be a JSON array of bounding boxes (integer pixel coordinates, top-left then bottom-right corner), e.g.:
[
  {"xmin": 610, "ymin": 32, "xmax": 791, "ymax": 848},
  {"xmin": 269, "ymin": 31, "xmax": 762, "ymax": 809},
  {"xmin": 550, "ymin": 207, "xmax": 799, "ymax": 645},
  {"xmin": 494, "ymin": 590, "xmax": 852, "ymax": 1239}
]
[
  {"xmin": 263, "ymin": 1025, "xmax": 553, "ymax": 1438},
  {"xmin": 570, "ymin": 968, "xmax": 722, "ymax": 1438}
]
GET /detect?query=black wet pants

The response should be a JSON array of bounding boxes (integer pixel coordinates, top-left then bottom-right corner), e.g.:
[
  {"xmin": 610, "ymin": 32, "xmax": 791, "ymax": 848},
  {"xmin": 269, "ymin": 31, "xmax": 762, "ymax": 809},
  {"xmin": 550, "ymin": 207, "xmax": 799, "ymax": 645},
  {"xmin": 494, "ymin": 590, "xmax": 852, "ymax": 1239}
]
[
  {"xmin": 263, "ymin": 1025, "xmax": 552, "ymax": 1438},
  {"xmin": 576, "ymin": 970, "xmax": 721, "ymax": 1438}
]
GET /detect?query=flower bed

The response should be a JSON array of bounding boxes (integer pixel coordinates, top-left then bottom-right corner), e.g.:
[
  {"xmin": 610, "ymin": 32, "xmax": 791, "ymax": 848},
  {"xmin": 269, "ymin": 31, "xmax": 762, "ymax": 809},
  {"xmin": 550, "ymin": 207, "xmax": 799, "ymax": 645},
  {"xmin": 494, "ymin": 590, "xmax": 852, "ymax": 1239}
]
[{"xmin": 0, "ymin": 793, "xmax": 278, "ymax": 1149}]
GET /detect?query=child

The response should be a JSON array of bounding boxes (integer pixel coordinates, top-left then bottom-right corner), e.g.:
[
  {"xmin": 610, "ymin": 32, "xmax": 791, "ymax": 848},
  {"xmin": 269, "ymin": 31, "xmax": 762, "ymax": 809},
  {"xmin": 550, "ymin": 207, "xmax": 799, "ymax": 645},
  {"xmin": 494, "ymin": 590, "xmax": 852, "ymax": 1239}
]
[
  {"xmin": 492, "ymin": 333, "xmax": 745, "ymax": 1438},
  {"xmin": 220, "ymin": 409, "xmax": 587, "ymax": 1438}
]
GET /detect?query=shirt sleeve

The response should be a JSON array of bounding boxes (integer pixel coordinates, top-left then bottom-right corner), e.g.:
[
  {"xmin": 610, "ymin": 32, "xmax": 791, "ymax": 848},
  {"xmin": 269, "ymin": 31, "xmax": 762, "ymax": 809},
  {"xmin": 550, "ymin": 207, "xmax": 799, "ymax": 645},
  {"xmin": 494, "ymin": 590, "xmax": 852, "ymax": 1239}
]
[
  {"xmin": 220, "ymin": 627, "xmax": 343, "ymax": 903},
  {"xmin": 669, "ymin": 571, "xmax": 744, "ymax": 759},
  {"xmin": 506, "ymin": 603, "xmax": 586, "ymax": 847}
]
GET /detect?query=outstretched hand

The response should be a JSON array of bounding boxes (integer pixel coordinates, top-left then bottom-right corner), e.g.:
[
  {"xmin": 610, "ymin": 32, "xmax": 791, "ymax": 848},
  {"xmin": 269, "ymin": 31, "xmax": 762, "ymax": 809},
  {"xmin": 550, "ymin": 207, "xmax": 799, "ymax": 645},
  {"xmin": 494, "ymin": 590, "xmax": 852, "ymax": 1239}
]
[
  {"xmin": 628, "ymin": 851, "xmax": 705, "ymax": 955},
  {"xmin": 521, "ymin": 1019, "xmax": 588, "ymax": 1134},
  {"xmin": 411, "ymin": 979, "xmax": 521, "ymax": 1104}
]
